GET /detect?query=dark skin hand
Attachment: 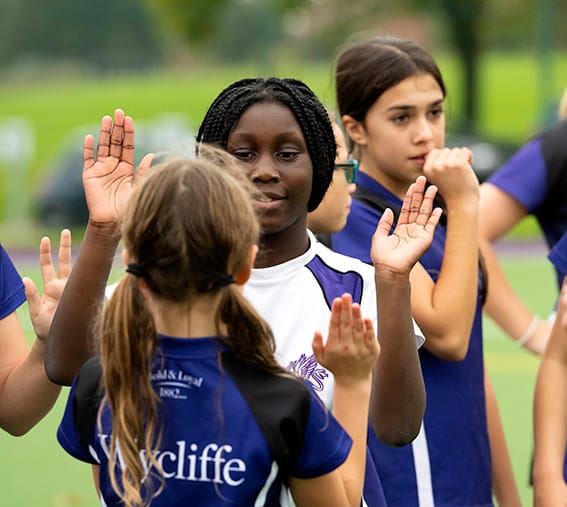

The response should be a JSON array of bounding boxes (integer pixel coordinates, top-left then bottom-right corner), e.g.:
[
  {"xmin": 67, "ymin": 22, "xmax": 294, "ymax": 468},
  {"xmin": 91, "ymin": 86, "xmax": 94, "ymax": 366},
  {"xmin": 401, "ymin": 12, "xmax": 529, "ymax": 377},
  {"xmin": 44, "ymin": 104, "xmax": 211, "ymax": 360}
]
[{"xmin": 45, "ymin": 109, "xmax": 153, "ymax": 385}]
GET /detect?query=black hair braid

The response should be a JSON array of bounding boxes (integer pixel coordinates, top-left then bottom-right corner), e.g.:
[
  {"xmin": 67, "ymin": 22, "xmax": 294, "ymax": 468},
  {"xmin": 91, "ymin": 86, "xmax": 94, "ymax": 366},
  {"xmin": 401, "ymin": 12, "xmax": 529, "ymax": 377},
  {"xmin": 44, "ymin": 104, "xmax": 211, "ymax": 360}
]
[
  {"xmin": 196, "ymin": 83, "xmax": 257, "ymax": 148},
  {"xmin": 274, "ymin": 78, "xmax": 335, "ymax": 211},
  {"xmin": 197, "ymin": 77, "xmax": 336, "ymax": 211}
]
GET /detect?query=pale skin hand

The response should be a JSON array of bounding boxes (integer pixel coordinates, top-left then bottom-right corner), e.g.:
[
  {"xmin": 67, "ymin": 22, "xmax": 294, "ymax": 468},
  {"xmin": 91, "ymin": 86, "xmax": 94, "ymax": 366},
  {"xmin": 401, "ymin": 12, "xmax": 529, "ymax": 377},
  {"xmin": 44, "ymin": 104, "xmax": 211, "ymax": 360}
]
[
  {"xmin": 312, "ymin": 293, "xmax": 379, "ymax": 383},
  {"xmin": 423, "ymin": 147, "xmax": 478, "ymax": 206},
  {"xmin": 83, "ymin": 108, "xmax": 154, "ymax": 225},
  {"xmin": 286, "ymin": 294, "xmax": 377, "ymax": 507},
  {"xmin": 0, "ymin": 233, "xmax": 69, "ymax": 434},
  {"xmin": 371, "ymin": 175, "xmax": 442, "ymax": 276},
  {"xmin": 22, "ymin": 229, "xmax": 72, "ymax": 342}
]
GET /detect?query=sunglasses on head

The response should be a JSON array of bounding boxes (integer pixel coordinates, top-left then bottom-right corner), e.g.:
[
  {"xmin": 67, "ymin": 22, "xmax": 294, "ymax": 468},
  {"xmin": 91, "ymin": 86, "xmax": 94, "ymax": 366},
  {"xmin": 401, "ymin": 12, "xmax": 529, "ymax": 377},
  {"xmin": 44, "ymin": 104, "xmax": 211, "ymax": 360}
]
[{"xmin": 334, "ymin": 159, "xmax": 359, "ymax": 184}]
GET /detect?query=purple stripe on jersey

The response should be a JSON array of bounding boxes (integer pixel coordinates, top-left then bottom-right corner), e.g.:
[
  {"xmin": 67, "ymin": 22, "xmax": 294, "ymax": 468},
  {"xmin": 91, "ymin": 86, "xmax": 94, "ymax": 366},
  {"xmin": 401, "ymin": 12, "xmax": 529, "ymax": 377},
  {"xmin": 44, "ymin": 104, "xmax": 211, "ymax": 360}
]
[{"xmin": 305, "ymin": 255, "xmax": 364, "ymax": 309}]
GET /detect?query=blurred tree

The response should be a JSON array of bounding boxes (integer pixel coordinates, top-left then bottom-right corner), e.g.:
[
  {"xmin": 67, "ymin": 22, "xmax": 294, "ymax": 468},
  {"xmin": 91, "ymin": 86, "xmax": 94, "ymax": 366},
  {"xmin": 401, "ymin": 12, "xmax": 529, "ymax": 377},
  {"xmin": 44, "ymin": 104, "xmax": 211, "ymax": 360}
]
[
  {"xmin": 210, "ymin": 2, "xmax": 283, "ymax": 64},
  {"xmin": 0, "ymin": 0, "xmax": 163, "ymax": 71},
  {"xmin": 147, "ymin": 0, "xmax": 229, "ymax": 45},
  {"xmin": 436, "ymin": 0, "xmax": 484, "ymax": 134}
]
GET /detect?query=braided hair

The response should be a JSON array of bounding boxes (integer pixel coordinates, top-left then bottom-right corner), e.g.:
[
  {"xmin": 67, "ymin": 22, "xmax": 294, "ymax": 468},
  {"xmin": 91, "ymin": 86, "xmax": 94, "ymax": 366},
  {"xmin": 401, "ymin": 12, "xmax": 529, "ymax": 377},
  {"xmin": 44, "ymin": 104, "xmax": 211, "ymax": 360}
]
[{"xmin": 196, "ymin": 77, "xmax": 336, "ymax": 212}]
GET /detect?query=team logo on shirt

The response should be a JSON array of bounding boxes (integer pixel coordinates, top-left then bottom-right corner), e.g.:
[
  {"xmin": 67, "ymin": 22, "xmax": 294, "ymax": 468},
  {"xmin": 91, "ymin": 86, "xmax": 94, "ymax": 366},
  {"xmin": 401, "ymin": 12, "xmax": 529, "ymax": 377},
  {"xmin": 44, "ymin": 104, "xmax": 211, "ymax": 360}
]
[
  {"xmin": 287, "ymin": 353, "xmax": 328, "ymax": 391},
  {"xmin": 151, "ymin": 368, "xmax": 203, "ymax": 400},
  {"xmin": 98, "ymin": 435, "xmax": 247, "ymax": 486}
]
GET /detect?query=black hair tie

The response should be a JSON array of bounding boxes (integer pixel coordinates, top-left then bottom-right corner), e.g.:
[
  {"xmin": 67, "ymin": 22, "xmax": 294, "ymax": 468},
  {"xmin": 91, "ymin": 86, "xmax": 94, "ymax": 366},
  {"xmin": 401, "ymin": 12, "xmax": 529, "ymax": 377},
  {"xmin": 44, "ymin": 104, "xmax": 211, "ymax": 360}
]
[
  {"xmin": 210, "ymin": 274, "xmax": 235, "ymax": 289},
  {"xmin": 126, "ymin": 263, "xmax": 146, "ymax": 278}
]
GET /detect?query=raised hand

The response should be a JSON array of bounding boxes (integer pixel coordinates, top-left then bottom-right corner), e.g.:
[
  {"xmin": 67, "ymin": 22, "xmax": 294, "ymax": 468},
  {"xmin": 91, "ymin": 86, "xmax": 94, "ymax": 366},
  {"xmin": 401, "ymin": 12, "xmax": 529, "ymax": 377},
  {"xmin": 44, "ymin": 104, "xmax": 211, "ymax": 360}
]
[
  {"xmin": 82, "ymin": 109, "xmax": 154, "ymax": 224},
  {"xmin": 371, "ymin": 175, "xmax": 442, "ymax": 276},
  {"xmin": 312, "ymin": 293, "xmax": 379, "ymax": 385},
  {"xmin": 22, "ymin": 229, "xmax": 72, "ymax": 341}
]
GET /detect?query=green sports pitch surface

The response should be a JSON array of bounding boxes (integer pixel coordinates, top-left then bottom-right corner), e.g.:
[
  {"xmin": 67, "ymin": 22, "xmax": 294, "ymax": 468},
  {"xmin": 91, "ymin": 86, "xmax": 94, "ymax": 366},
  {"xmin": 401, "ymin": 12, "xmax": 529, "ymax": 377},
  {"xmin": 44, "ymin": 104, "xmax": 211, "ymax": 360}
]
[{"xmin": 0, "ymin": 241, "xmax": 556, "ymax": 506}]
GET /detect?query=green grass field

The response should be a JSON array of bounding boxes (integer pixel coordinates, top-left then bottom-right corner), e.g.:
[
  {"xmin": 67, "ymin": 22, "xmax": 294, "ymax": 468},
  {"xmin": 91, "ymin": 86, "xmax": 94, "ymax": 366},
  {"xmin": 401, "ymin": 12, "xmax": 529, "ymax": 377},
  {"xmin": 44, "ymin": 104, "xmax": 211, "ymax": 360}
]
[{"xmin": 0, "ymin": 243, "xmax": 556, "ymax": 506}]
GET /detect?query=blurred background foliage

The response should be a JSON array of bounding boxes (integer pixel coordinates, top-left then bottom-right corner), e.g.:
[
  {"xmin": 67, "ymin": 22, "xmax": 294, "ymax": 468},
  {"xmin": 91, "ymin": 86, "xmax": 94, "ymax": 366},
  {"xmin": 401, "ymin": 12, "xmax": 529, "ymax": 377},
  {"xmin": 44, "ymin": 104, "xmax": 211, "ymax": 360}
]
[{"xmin": 0, "ymin": 0, "xmax": 566, "ymax": 234}]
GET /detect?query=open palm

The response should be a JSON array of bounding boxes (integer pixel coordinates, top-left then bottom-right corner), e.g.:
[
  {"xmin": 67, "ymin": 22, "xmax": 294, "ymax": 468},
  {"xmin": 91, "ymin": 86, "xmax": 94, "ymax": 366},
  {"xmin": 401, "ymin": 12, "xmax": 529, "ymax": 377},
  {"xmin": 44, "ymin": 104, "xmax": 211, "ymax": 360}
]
[
  {"xmin": 82, "ymin": 109, "xmax": 153, "ymax": 224},
  {"xmin": 371, "ymin": 176, "xmax": 442, "ymax": 275},
  {"xmin": 22, "ymin": 229, "xmax": 72, "ymax": 341}
]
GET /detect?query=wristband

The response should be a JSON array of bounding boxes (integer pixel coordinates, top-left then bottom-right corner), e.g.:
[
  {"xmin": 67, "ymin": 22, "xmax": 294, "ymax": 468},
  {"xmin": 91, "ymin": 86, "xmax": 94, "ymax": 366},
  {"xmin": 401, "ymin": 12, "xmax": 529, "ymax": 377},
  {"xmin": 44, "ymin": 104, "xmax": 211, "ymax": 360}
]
[{"xmin": 517, "ymin": 316, "xmax": 539, "ymax": 346}]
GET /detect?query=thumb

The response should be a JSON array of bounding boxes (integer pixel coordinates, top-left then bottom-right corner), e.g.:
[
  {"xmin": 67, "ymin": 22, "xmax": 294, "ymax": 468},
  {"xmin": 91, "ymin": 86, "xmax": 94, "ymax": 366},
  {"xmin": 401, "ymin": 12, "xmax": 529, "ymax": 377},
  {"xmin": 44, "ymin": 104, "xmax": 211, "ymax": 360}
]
[
  {"xmin": 374, "ymin": 208, "xmax": 394, "ymax": 238},
  {"xmin": 22, "ymin": 277, "xmax": 39, "ymax": 307},
  {"xmin": 312, "ymin": 331, "xmax": 324, "ymax": 363},
  {"xmin": 136, "ymin": 152, "xmax": 155, "ymax": 182}
]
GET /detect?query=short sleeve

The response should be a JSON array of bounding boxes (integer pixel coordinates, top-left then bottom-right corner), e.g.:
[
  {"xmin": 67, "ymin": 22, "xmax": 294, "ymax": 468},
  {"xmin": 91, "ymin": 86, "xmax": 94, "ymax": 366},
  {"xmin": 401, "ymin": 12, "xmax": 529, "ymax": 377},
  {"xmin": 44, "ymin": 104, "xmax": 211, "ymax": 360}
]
[
  {"xmin": 289, "ymin": 385, "xmax": 352, "ymax": 478},
  {"xmin": 549, "ymin": 232, "xmax": 567, "ymax": 280},
  {"xmin": 57, "ymin": 373, "xmax": 101, "ymax": 465},
  {"xmin": 487, "ymin": 139, "xmax": 548, "ymax": 212},
  {"xmin": 0, "ymin": 246, "xmax": 26, "ymax": 319}
]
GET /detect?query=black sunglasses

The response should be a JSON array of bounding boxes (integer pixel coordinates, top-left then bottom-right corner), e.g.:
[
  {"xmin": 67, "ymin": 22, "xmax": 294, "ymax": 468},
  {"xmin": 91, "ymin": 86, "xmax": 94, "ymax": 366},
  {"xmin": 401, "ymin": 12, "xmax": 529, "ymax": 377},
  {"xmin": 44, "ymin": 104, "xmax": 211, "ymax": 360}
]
[{"xmin": 334, "ymin": 159, "xmax": 359, "ymax": 184}]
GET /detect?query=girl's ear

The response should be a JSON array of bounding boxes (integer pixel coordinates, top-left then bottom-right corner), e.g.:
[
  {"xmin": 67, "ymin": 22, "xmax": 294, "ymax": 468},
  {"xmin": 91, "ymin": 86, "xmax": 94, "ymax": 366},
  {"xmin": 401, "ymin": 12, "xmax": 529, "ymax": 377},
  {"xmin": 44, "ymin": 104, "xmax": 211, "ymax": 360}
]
[
  {"xmin": 121, "ymin": 248, "xmax": 129, "ymax": 266},
  {"xmin": 122, "ymin": 248, "xmax": 149, "ymax": 292},
  {"xmin": 235, "ymin": 245, "xmax": 258, "ymax": 286},
  {"xmin": 342, "ymin": 114, "xmax": 368, "ymax": 147}
]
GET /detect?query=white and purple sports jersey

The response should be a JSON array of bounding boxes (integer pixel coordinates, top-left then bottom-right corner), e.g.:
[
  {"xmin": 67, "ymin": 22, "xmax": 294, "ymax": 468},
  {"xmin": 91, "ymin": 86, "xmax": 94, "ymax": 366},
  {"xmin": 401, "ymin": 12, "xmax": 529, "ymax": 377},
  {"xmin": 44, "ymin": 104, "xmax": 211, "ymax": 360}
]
[
  {"xmin": 0, "ymin": 245, "xmax": 26, "ymax": 319},
  {"xmin": 245, "ymin": 230, "xmax": 377, "ymax": 408},
  {"xmin": 245, "ymin": 230, "xmax": 423, "ymax": 507},
  {"xmin": 334, "ymin": 174, "xmax": 493, "ymax": 506},
  {"xmin": 57, "ymin": 336, "xmax": 352, "ymax": 506}
]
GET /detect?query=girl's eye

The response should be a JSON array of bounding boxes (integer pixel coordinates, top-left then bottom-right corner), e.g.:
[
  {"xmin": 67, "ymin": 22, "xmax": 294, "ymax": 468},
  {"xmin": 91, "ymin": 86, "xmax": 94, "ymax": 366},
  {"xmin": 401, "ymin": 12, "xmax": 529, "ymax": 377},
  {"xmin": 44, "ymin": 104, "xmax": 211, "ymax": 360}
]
[
  {"xmin": 232, "ymin": 150, "xmax": 255, "ymax": 161},
  {"xmin": 278, "ymin": 151, "xmax": 299, "ymax": 160},
  {"xmin": 392, "ymin": 115, "xmax": 408, "ymax": 125},
  {"xmin": 429, "ymin": 109, "xmax": 444, "ymax": 119}
]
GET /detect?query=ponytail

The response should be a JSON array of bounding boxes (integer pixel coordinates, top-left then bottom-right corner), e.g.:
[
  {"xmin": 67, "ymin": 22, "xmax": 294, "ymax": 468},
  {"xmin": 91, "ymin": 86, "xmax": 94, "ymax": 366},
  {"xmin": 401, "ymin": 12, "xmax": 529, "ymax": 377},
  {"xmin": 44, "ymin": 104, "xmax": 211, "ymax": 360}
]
[{"xmin": 100, "ymin": 275, "xmax": 164, "ymax": 506}]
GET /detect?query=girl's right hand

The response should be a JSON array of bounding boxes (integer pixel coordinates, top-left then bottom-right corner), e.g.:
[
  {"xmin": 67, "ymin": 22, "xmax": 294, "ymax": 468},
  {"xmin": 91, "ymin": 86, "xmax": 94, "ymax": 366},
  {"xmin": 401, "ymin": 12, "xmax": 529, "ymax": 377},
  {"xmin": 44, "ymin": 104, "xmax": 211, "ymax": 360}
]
[
  {"xmin": 82, "ymin": 109, "xmax": 153, "ymax": 225},
  {"xmin": 312, "ymin": 293, "xmax": 379, "ymax": 386}
]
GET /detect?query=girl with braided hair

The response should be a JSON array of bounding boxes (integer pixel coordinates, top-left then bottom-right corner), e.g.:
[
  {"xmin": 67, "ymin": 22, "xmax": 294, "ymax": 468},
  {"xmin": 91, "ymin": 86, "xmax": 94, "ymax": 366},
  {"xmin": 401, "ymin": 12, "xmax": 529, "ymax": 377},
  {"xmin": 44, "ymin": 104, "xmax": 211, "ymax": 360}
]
[
  {"xmin": 57, "ymin": 150, "xmax": 381, "ymax": 507},
  {"xmin": 195, "ymin": 77, "xmax": 438, "ymax": 506},
  {"xmin": 47, "ymin": 76, "xmax": 440, "ymax": 505}
]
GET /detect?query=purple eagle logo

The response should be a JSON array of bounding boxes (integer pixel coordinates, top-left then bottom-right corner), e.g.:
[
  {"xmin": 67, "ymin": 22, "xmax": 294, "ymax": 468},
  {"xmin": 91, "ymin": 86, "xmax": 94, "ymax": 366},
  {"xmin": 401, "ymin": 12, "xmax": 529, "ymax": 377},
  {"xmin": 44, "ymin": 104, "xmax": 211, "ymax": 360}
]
[{"xmin": 287, "ymin": 353, "xmax": 329, "ymax": 391}]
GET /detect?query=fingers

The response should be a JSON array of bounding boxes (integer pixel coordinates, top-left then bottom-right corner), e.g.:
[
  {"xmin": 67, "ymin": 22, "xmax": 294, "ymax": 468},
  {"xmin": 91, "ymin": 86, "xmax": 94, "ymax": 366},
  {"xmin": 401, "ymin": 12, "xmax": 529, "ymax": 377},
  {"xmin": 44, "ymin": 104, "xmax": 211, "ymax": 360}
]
[
  {"xmin": 312, "ymin": 331, "xmax": 324, "ymax": 362},
  {"xmin": 363, "ymin": 318, "xmax": 380, "ymax": 358},
  {"xmin": 398, "ymin": 175, "xmax": 441, "ymax": 229},
  {"xmin": 96, "ymin": 114, "xmax": 113, "ymax": 160},
  {"xmin": 338, "ymin": 294, "xmax": 354, "ymax": 345},
  {"xmin": 423, "ymin": 147, "xmax": 474, "ymax": 187},
  {"xmin": 414, "ymin": 184, "xmax": 438, "ymax": 227},
  {"xmin": 83, "ymin": 134, "xmax": 95, "ymax": 171},
  {"xmin": 38, "ymin": 236, "xmax": 56, "ymax": 286},
  {"xmin": 406, "ymin": 176, "xmax": 427, "ymax": 225},
  {"xmin": 108, "ymin": 109, "xmax": 126, "ymax": 159},
  {"xmin": 120, "ymin": 115, "xmax": 135, "ymax": 166},
  {"xmin": 57, "ymin": 229, "xmax": 72, "ymax": 279},
  {"xmin": 136, "ymin": 152, "xmax": 155, "ymax": 183},
  {"xmin": 425, "ymin": 207, "xmax": 443, "ymax": 234},
  {"xmin": 398, "ymin": 176, "xmax": 427, "ymax": 226},
  {"xmin": 96, "ymin": 109, "xmax": 132, "ymax": 162}
]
